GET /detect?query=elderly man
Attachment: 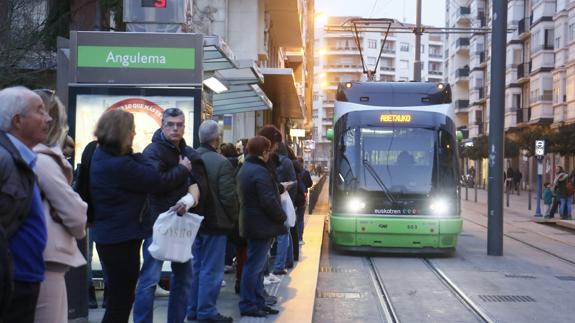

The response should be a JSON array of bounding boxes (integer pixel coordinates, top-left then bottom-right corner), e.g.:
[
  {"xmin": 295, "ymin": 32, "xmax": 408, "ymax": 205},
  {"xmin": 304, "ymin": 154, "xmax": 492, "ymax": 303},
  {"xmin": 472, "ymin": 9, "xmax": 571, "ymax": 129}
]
[
  {"xmin": 0, "ymin": 86, "xmax": 52, "ymax": 323},
  {"xmin": 186, "ymin": 120, "xmax": 237, "ymax": 323}
]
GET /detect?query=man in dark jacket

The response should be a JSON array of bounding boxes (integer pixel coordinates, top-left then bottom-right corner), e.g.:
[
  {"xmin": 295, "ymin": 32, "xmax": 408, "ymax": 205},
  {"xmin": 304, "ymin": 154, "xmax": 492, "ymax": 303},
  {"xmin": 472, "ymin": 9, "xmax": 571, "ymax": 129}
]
[
  {"xmin": 133, "ymin": 108, "xmax": 200, "ymax": 323},
  {"xmin": 186, "ymin": 120, "xmax": 237, "ymax": 323},
  {"xmin": 0, "ymin": 86, "xmax": 52, "ymax": 323}
]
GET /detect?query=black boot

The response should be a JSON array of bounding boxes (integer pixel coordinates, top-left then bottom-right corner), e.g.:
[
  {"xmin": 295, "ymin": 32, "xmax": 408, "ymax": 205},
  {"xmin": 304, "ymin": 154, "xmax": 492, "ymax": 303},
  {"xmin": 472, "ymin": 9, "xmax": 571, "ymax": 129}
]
[{"xmin": 88, "ymin": 285, "xmax": 98, "ymax": 309}]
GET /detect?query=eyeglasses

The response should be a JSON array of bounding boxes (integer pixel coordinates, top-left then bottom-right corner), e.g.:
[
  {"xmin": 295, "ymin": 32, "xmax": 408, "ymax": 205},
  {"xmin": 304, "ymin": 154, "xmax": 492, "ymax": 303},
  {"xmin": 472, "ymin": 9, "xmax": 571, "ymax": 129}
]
[{"xmin": 164, "ymin": 121, "xmax": 185, "ymax": 129}]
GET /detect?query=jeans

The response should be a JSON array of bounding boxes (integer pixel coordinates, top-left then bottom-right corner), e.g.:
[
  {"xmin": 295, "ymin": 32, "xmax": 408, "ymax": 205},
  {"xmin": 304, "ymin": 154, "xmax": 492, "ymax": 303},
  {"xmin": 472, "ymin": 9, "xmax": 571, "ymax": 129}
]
[
  {"xmin": 273, "ymin": 231, "xmax": 293, "ymax": 272},
  {"xmin": 559, "ymin": 196, "xmax": 573, "ymax": 219},
  {"xmin": 187, "ymin": 233, "xmax": 227, "ymax": 320},
  {"xmin": 133, "ymin": 236, "xmax": 193, "ymax": 323},
  {"xmin": 96, "ymin": 239, "xmax": 142, "ymax": 323},
  {"xmin": 239, "ymin": 239, "xmax": 272, "ymax": 313},
  {"xmin": 2, "ymin": 281, "xmax": 40, "ymax": 323}
]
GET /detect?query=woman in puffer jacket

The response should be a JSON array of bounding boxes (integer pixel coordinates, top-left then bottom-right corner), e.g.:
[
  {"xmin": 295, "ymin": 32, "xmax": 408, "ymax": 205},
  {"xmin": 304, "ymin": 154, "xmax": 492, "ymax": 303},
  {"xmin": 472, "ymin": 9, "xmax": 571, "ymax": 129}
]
[{"xmin": 32, "ymin": 90, "xmax": 87, "ymax": 323}]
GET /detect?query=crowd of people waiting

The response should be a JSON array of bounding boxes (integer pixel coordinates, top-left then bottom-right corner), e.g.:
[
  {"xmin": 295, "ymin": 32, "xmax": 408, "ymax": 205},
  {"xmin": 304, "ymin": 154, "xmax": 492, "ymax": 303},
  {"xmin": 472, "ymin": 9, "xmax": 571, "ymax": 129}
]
[{"xmin": 0, "ymin": 86, "xmax": 313, "ymax": 323}]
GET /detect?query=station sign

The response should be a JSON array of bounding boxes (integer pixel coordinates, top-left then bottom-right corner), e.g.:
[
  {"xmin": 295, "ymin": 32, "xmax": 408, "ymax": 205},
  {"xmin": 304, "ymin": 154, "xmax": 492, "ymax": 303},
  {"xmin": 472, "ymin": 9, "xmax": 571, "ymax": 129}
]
[
  {"xmin": 535, "ymin": 140, "xmax": 545, "ymax": 160},
  {"xmin": 70, "ymin": 31, "xmax": 203, "ymax": 85}
]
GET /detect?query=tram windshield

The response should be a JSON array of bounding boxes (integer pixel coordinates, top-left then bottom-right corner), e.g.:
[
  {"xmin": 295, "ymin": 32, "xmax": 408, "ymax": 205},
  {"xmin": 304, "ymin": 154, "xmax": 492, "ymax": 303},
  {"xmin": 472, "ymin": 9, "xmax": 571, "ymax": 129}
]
[{"xmin": 336, "ymin": 126, "xmax": 457, "ymax": 195}]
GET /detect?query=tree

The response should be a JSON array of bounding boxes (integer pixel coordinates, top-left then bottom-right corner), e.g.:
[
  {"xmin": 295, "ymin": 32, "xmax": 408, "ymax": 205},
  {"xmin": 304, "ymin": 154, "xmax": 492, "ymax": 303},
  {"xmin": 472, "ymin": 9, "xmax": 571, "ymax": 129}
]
[
  {"xmin": 550, "ymin": 123, "xmax": 575, "ymax": 156},
  {"xmin": 504, "ymin": 137, "xmax": 520, "ymax": 159},
  {"xmin": 461, "ymin": 135, "xmax": 488, "ymax": 161}
]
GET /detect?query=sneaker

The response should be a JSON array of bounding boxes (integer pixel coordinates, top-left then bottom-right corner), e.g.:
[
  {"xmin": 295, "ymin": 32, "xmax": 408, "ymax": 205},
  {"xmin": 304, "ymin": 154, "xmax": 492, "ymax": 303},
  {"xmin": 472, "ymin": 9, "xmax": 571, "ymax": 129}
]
[
  {"xmin": 263, "ymin": 276, "xmax": 272, "ymax": 285},
  {"xmin": 198, "ymin": 313, "xmax": 233, "ymax": 323},
  {"xmin": 224, "ymin": 265, "xmax": 234, "ymax": 274},
  {"xmin": 155, "ymin": 285, "xmax": 170, "ymax": 297},
  {"xmin": 221, "ymin": 280, "xmax": 226, "ymax": 287},
  {"xmin": 299, "ymin": 240, "xmax": 305, "ymax": 245}
]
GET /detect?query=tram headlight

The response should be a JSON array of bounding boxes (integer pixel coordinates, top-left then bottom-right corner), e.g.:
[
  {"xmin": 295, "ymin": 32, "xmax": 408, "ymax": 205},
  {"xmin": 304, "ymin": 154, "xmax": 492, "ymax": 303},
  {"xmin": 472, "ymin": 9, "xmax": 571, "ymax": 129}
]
[
  {"xmin": 430, "ymin": 198, "xmax": 450, "ymax": 216},
  {"xmin": 347, "ymin": 197, "xmax": 366, "ymax": 213}
]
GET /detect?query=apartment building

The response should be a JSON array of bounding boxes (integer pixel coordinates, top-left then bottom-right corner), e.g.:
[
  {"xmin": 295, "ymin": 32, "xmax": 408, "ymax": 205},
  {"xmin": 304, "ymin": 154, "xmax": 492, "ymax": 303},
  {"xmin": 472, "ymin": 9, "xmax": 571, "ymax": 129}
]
[{"xmin": 312, "ymin": 16, "xmax": 445, "ymax": 167}]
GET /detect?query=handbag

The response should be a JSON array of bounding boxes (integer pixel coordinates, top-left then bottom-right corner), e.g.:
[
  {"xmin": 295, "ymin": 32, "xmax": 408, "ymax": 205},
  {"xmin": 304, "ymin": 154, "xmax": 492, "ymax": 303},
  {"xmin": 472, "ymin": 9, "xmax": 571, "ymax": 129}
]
[
  {"xmin": 280, "ymin": 191, "xmax": 296, "ymax": 227},
  {"xmin": 148, "ymin": 210, "xmax": 204, "ymax": 263}
]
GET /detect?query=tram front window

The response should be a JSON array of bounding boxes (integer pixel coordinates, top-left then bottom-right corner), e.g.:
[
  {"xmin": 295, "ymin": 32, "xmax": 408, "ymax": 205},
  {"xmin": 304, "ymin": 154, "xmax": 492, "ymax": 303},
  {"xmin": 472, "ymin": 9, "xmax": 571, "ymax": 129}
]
[{"xmin": 336, "ymin": 127, "xmax": 435, "ymax": 195}]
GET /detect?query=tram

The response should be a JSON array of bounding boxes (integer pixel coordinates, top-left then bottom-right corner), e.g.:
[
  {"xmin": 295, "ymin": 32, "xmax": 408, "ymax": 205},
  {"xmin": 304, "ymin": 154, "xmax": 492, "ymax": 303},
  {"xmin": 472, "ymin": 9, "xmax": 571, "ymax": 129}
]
[{"xmin": 327, "ymin": 81, "xmax": 462, "ymax": 254}]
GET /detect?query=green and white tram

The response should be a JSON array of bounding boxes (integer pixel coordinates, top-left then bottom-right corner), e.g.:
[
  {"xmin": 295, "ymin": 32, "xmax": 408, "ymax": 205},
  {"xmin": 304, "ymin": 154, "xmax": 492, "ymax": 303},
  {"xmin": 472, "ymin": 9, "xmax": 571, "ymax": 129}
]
[{"xmin": 328, "ymin": 81, "xmax": 462, "ymax": 254}]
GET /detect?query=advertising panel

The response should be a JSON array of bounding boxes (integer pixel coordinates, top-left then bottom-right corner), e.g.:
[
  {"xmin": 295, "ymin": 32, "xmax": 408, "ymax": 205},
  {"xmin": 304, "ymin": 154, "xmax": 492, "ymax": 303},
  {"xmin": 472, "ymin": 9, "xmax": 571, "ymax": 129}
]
[{"xmin": 69, "ymin": 86, "xmax": 201, "ymax": 165}]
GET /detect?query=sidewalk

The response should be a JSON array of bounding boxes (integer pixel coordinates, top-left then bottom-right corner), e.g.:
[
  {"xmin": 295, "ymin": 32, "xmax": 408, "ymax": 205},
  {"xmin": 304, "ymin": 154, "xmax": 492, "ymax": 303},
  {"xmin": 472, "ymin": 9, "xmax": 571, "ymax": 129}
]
[
  {"xmin": 88, "ymin": 184, "xmax": 328, "ymax": 323},
  {"xmin": 460, "ymin": 186, "xmax": 575, "ymax": 229}
]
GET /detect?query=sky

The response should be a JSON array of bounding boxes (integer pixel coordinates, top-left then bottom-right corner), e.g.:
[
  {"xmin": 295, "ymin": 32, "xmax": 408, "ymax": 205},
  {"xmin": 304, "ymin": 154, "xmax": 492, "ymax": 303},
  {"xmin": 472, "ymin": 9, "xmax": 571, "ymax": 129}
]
[{"xmin": 315, "ymin": 0, "xmax": 447, "ymax": 27}]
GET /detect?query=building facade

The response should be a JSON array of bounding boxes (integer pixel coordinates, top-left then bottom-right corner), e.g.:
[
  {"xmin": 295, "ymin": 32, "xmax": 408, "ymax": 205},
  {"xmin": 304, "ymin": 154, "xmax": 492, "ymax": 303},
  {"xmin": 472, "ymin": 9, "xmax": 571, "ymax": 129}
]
[{"xmin": 312, "ymin": 16, "xmax": 445, "ymax": 167}]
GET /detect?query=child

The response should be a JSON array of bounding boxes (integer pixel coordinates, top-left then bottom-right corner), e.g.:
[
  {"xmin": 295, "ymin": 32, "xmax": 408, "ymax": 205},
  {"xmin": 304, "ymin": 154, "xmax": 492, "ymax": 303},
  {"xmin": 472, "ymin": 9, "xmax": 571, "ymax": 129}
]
[{"xmin": 543, "ymin": 182, "xmax": 553, "ymax": 218}]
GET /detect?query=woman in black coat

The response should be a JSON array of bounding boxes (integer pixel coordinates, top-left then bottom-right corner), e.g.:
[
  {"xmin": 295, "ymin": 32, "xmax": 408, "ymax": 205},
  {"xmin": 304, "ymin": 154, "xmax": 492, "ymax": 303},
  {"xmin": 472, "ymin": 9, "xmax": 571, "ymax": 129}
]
[{"xmin": 236, "ymin": 136, "xmax": 286, "ymax": 317}]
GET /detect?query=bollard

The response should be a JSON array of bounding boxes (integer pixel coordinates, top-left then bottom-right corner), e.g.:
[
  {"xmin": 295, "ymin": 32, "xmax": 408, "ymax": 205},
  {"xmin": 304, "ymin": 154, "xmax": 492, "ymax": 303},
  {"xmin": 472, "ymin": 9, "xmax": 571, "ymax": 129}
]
[
  {"xmin": 506, "ymin": 183, "xmax": 510, "ymax": 207},
  {"xmin": 474, "ymin": 184, "xmax": 478, "ymax": 202},
  {"xmin": 528, "ymin": 185, "xmax": 532, "ymax": 210},
  {"xmin": 465, "ymin": 185, "xmax": 468, "ymax": 201}
]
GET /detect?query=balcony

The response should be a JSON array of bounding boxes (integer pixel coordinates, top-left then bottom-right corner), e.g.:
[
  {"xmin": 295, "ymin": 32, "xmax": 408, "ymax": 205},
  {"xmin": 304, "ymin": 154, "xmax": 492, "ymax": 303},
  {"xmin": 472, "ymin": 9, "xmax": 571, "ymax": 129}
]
[
  {"xmin": 532, "ymin": 94, "xmax": 553, "ymax": 103},
  {"xmin": 516, "ymin": 108, "xmax": 532, "ymax": 124},
  {"xmin": 381, "ymin": 47, "xmax": 395, "ymax": 54},
  {"xmin": 429, "ymin": 52, "xmax": 442, "ymax": 59},
  {"xmin": 429, "ymin": 70, "xmax": 442, "ymax": 75},
  {"xmin": 456, "ymin": 6, "xmax": 471, "ymax": 23},
  {"xmin": 456, "ymin": 67, "xmax": 470, "ymax": 77},
  {"xmin": 517, "ymin": 18, "xmax": 530, "ymax": 38},
  {"xmin": 380, "ymin": 66, "xmax": 396, "ymax": 72},
  {"xmin": 455, "ymin": 100, "xmax": 469, "ymax": 111},
  {"xmin": 516, "ymin": 62, "xmax": 532, "ymax": 81},
  {"xmin": 478, "ymin": 87, "xmax": 485, "ymax": 100},
  {"xmin": 455, "ymin": 38, "xmax": 470, "ymax": 54}
]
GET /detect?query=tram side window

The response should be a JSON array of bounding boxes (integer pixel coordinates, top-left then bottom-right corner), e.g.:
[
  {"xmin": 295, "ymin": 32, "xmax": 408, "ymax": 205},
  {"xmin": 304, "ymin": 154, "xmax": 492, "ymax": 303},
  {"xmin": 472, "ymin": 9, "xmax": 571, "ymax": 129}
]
[
  {"xmin": 337, "ymin": 129, "xmax": 358, "ymax": 190},
  {"xmin": 438, "ymin": 129, "xmax": 457, "ymax": 189}
]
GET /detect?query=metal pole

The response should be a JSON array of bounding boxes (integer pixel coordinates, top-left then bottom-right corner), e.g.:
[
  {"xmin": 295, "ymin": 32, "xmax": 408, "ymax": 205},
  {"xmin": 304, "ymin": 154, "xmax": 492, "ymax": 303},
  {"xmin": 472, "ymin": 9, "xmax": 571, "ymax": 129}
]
[
  {"xmin": 487, "ymin": 0, "xmax": 506, "ymax": 256},
  {"xmin": 414, "ymin": 0, "xmax": 422, "ymax": 81},
  {"xmin": 474, "ymin": 159, "xmax": 478, "ymax": 202},
  {"xmin": 535, "ymin": 159, "xmax": 542, "ymax": 216}
]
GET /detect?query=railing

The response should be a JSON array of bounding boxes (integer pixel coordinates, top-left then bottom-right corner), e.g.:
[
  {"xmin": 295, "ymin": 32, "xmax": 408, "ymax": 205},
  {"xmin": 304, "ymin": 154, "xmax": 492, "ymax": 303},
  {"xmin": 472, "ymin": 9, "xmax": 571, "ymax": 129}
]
[
  {"xmin": 308, "ymin": 174, "xmax": 327, "ymax": 214},
  {"xmin": 456, "ymin": 68, "xmax": 470, "ymax": 77},
  {"xmin": 429, "ymin": 70, "xmax": 442, "ymax": 75},
  {"xmin": 381, "ymin": 48, "xmax": 395, "ymax": 54},
  {"xmin": 478, "ymin": 87, "xmax": 485, "ymax": 99},
  {"xmin": 380, "ymin": 66, "xmax": 395, "ymax": 71},
  {"xmin": 429, "ymin": 53, "xmax": 442, "ymax": 58},
  {"xmin": 456, "ymin": 38, "xmax": 470, "ymax": 48},
  {"xmin": 455, "ymin": 100, "xmax": 469, "ymax": 110}
]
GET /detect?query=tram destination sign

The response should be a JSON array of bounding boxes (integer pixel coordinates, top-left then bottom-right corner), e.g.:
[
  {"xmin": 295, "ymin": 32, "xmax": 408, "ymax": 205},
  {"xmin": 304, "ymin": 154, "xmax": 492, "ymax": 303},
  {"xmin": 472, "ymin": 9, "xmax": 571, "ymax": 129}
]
[{"xmin": 70, "ymin": 31, "xmax": 203, "ymax": 85}]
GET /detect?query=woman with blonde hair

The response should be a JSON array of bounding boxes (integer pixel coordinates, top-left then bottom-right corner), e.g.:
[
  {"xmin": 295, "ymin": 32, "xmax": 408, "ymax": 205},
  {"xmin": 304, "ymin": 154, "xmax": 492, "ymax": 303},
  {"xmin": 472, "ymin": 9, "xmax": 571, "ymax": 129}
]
[
  {"xmin": 90, "ymin": 109, "xmax": 192, "ymax": 323},
  {"xmin": 32, "ymin": 89, "xmax": 88, "ymax": 323}
]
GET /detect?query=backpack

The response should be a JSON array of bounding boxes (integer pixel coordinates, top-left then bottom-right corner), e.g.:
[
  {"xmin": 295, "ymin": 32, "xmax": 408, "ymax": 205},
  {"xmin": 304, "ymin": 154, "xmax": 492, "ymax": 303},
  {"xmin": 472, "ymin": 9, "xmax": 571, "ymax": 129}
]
[
  {"xmin": 74, "ymin": 141, "xmax": 97, "ymax": 223},
  {"xmin": 567, "ymin": 181, "xmax": 575, "ymax": 196}
]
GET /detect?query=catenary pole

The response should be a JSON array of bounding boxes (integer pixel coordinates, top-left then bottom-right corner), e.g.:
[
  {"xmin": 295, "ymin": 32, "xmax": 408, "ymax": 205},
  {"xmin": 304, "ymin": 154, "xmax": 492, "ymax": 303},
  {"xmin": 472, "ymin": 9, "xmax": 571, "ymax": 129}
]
[
  {"xmin": 414, "ymin": 0, "xmax": 422, "ymax": 81},
  {"xmin": 487, "ymin": 0, "xmax": 506, "ymax": 256}
]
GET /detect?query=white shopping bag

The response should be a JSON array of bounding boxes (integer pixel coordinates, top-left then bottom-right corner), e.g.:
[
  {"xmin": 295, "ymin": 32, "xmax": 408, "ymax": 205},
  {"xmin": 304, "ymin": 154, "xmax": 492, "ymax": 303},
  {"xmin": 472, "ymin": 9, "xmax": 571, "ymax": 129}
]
[
  {"xmin": 148, "ymin": 210, "xmax": 204, "ymax": 263},
  {"xmin": 281, "ymin": 191, "xmax": 296, "ymax": 227}
]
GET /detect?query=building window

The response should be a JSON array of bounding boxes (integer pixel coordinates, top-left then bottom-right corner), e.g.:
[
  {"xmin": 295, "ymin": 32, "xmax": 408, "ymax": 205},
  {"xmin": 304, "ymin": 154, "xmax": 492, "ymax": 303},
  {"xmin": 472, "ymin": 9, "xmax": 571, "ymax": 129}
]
[
  {"xmin": 400, "ymin": 59, "xmax": 409, "ymax": 69},
  {"xmin": 569, "ymin": 23, "xmax": 575, "ymax": 42},
  {"xmin": 368, "ymin": 39, "xmax": 377, "ymax": 49},
  {"xmin": 400, "ymin": 42, "xmax": 409, "ymax": 52},
  {"xmin": 544, "ymin": 29, "xmax": 554, "ymax": 49},
  {"xmin": 367, "ymin": 56, "xmax": 376, "ymax": 65},
  {"xmin": 421, "ymin": 44, "xmax": 425, "ymax": 54}
]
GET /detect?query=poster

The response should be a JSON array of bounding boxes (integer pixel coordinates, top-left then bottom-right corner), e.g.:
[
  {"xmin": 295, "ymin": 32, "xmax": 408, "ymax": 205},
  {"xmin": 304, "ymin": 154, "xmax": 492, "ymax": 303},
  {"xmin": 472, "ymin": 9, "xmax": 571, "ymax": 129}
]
[{"xmin": 74, "ymin": 94, "xmax": 195, "ymax": 161}]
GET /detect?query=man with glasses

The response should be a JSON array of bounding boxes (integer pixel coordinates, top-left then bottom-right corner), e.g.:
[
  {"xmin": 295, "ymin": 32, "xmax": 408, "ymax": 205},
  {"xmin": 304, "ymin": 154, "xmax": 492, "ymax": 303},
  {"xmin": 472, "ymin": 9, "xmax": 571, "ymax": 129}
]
[
  {"xmin": 0, "ymin": 86, "xmax": 52, "ymax": 323},
  {"xmin": 133, "ymin": 107, "xmax": 200, "ymax": 323}
]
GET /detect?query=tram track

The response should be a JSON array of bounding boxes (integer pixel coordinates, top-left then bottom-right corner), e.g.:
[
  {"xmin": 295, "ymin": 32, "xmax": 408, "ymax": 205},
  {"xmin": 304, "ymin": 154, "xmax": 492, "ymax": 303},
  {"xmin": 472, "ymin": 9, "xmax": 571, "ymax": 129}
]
[
  {"xmin": 422, "ymin": 258, "xmax": 493, "ymax": 323},
  {"xmin": 463, "ymin": 215, "xmax": 575, "ymax": 267},
  {"xmin": 366, "ymin": 257, "xmax": 399, "ymax": 323},
  {"xmin": 367, "ymin": 256, "xmax": 494, "ymax": 323}
]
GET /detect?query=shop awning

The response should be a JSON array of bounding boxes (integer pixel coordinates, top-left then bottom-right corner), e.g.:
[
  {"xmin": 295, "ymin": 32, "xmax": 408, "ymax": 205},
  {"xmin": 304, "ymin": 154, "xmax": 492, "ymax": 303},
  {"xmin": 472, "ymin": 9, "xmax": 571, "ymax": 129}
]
[
  {"xmin": 260, "ymin": 68, "xmax": 304, "ymax": 119},
  {"xmin": 212, "ymin": 60, "xmax": 273, "ymax": 115},
  {"xmin": 203, "ymin": 35, "xmax": 238, "ymax": 72}
]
